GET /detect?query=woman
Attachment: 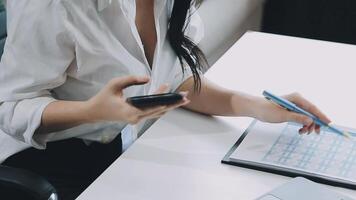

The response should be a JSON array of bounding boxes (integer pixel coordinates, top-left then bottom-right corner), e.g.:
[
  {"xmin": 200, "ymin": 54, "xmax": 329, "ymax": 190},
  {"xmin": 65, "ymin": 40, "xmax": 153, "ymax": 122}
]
[{"xmin": 0, "ymin": 0, "xmax": 330, "ymax": 199}]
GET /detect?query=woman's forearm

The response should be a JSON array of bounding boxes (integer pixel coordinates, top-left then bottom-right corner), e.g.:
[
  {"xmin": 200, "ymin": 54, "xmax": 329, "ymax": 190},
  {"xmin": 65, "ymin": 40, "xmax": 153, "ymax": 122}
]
[
  {"xmin": 178, "ymin": 76, "xmax": 331, "ymax": 136},
  {"xmin": 36, "ymin": 100, "xmax": 93, "ymax": 134},
  {"xmin": 36, "ymin": 76, "xmax": 191, "ymax": 135},
  {"xmin": 177, "ymin": 77, "xmax": 260, "ymax": 117}
]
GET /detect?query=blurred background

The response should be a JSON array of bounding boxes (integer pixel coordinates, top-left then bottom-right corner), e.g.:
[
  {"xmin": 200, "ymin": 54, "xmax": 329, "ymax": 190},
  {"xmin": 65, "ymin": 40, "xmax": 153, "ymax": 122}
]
[
  {"xmin": 1, "ymin": 0, "xmax": 356, "ymax": 62},
  {"xmin": 262, "ymin": 0, "xmax": 356, "ymax": 45},
  {"xmin": 198, "ymin": 0, "xmax": 356, "ymax": 65}
]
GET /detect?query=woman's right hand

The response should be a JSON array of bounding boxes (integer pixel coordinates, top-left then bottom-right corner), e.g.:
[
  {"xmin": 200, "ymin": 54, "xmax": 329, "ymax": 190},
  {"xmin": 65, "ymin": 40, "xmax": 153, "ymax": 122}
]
[{"xmin": 85, "ymin": 76, "xmax": 190, "ymax": 124}]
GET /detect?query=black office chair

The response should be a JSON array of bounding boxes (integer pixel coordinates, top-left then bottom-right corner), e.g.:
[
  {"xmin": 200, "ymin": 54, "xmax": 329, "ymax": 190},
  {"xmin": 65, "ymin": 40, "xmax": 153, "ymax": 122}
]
[{"xmin": 0, "ymin": 4, "xmax": 59, "ymax": 200}]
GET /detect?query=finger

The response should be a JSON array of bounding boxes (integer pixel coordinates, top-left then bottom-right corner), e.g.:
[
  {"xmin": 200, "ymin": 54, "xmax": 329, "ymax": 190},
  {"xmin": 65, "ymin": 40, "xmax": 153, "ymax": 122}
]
[
  {"xmin": 299, "ymin": 126, "xmax": 309, "ymax": 134},
  {"xmin": 179, "ymin": 91, "xmax": 189, "ymax": 98},
  {"xmin": 155, "ymin": 96, "xmax": 190, "ymax": 111},
  {"xmin": 151, "ymin": 110, "xmax": 167, "ymax": 118},
  {"xmin": 308, "ymin": 123, "xmax": 315, "ymax": 134},
  {"xmin": 140, "ymin": 98, "xmax": 190, "ymax": 118},
  {"xmin": 126, "ymin": 106, "xmax": 167, "ymax": 124},
  {"xmin": 285, "ymin": 112, "xmax": 313, "ymax": 126},
  {"xmin": 140, "ymin": 112, "xmax": 167, "ymax": 122},
  {"xmin": 139, "ymin": 105, "xmax": 168, "ymax": 117},
  {"xmin": 140, "ymin": 109, "xmax": 167, "ymax": 120},
  {"xmin": 304, "ymin": 103, "xmax": 331, "ymax": 124},
  {"xmin": 286, "ymin": 93, "xmax": 331, "ymax": 124},
  {"xmin": 124, "ymin": 99, "xmax": 166, "ymax": 118},
  {"xmin": 142, "ymin": 101, "xmax": 188, "ymax": 120},
  {"xmin": 145, "ymin": 111, "xmax": 168, "ymax": 120},
  {"xmin": 125, "ymin": 98, "xmax": 186, "ymax": 124},
  {"xmin": 137, "ymin": 97, "xmax": 189, "ymax": 116},
  {"xmin": 166, "ymin": 97, "xmax": 191, "ymax": 110},
  {"xmin": 315, "ymin": 125, "xmax": 321, "ymax": 134},
  {"xmin": 154, "ymin": 84, "xmax": 170, "ymax": 94},
  {"xmin": 109, "ymin": 76, "xmax": 150, "ymax": 91}
]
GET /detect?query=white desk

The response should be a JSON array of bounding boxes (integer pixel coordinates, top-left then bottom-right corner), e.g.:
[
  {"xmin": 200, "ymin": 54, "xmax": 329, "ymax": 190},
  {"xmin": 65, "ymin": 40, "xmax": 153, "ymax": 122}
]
[{"xmin": 77, "ymin": 32, "xmax": 356, "ymax": 199}]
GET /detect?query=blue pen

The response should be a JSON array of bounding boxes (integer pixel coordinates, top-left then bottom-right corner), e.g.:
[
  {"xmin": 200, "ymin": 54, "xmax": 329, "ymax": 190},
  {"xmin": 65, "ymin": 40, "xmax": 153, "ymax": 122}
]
[{"xmin": 262, "ymin": 90, "xmax": 352, "ymax": 139}]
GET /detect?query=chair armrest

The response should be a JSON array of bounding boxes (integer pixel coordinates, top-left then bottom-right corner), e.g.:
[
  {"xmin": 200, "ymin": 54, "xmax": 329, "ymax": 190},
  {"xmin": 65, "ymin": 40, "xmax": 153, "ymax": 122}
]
[{"xmin": 0, "ymin": 165, "xmax": 58, "ymax": 200}]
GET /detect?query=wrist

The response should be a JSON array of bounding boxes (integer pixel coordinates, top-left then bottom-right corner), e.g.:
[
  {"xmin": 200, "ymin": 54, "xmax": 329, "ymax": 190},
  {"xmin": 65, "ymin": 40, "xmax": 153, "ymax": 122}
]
[
  {"xmin": 231, "ymin": 93, "xmax": 264, "ymax": 118},
  {"xmin": 81, "ymin": 100, "xmax": 100, "ymax": 123},
  {"xmin": 247, "ymin": 97, "xmax": 267, "ymax": 119}
]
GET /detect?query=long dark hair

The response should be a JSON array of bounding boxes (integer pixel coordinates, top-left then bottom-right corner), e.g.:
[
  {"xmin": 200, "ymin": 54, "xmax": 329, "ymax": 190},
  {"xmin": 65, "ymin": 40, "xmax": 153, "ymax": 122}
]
[{"xmin": 167, "ymin": 0, "xmax": 208, "ymax": 92}]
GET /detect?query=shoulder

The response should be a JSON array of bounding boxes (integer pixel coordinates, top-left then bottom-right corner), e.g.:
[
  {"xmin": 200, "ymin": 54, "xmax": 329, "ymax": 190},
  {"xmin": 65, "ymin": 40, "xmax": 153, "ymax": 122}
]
[
  {"xmin": 5, "ymin": 0, "xmax": 66, "ymax": 34},
  {"xmin": 4, "ymin": 0, "xmax": 74, "ymax": 50},
  {"xmin": 5, "ymin": 0, "xmax": 64, "ymax": 18},
  {"xmin": 2, "ymin": 0, "xmax": 74, "ymax": 67}
]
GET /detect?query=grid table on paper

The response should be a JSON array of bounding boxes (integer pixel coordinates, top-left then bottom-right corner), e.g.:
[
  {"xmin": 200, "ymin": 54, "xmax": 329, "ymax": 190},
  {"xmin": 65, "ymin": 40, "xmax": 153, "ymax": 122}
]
[{"xmin": 263, "ymin": 123, "xmax": 356, "ymax": 180}]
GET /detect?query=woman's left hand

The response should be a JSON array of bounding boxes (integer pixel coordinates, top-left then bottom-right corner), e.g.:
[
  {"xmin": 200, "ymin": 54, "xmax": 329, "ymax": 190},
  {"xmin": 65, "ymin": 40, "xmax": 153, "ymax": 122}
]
[{"xmin": 253, "ymin": 92, "xmax": 331, "ymax": 134}]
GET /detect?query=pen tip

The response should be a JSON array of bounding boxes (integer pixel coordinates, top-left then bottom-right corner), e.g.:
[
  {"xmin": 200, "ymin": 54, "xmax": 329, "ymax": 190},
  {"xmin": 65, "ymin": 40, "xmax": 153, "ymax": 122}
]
[{"xmin": 344, "ymin": 131, "xmax": 353, "ymax": 140}]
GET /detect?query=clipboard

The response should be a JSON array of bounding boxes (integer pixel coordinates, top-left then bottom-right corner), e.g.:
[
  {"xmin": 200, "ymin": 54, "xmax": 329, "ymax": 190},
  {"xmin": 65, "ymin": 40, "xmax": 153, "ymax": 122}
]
[{"xmin": 222, "ymin": 120, "xmax": 356, "ymax": 190}]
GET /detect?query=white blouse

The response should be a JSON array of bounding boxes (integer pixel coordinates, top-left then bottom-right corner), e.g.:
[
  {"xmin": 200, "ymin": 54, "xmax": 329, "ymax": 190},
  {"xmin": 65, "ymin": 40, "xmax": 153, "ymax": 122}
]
[{"xmin": 0, "ymin": 0, "xmax": 204, "ymax": 163}]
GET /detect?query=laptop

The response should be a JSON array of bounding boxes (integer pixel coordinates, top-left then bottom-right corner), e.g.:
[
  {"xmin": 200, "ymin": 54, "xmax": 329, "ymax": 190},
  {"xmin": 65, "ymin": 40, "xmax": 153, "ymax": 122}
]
[{"xmin": 256, "ymin": 177, "xmax": 354, "ymax": 200}]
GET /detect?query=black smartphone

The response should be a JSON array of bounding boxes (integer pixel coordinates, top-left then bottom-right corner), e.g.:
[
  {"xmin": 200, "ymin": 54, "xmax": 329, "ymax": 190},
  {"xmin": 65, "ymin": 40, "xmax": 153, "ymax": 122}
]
[{"xmin": 126, "ymin": 93, "xmax": 183, "ymax": 108}]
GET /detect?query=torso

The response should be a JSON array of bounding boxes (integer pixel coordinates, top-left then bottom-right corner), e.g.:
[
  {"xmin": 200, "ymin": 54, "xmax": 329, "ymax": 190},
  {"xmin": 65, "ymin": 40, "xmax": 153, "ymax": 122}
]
[
  {"xmin": 0, "ymin": 0, "xmax": 205, "ymax": 162},
  {"xmin": 135, "ymin": 0, "xmax": 157, "ymax": 68}
]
